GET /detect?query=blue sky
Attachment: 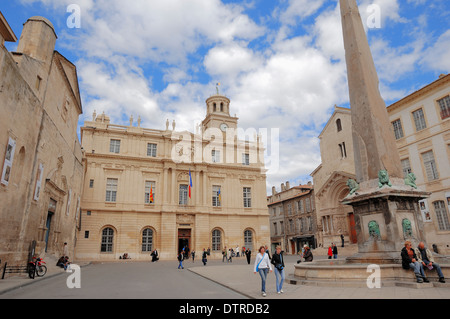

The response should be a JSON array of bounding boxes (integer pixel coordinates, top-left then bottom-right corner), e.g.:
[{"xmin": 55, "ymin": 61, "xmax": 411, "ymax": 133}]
[{"xmin": 2, "ymin": 0, "xmax": 449, "ymax": 193}]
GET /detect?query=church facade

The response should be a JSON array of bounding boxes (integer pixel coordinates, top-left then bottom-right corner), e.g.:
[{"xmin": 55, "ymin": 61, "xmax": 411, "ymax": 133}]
[{"xmin": 75, "ymin": 94, "xmax": 270, "ymax": 261}]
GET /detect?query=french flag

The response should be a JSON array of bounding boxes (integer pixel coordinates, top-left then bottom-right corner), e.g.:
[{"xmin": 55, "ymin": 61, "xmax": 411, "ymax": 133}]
[{"xmin": 189, "ymin": 169, "xmax": 192, "ymax": 199}]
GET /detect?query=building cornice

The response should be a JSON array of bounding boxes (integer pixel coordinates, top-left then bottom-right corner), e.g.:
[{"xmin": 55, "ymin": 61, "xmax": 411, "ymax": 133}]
[{"xmin": 387, "ymin": 74, "xmax": 450, "ymax": 113}]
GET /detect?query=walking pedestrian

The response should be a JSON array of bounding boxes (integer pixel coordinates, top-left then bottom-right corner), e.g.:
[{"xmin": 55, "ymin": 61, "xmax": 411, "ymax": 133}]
[
  {"xmin": 271, "ymin": 245, "xmax": 285, "ymax": 294},
  {"xmin": 63, "ymin": 242, "xmax": 69, "ymax": 259},
  {"xmin": 332, "ymin": 243, "xmax": 338, "ymax": 259},
  {"xmin": 245, "ymin": 248, "xmax": 251, "ymax": 264},
  {"xmin": 202, "ymin": 248, "xmax": 208, "ymax": 266},
  {"xmin": 254, "ymin": 246, "xmax": 272, "ymax": 297},
  {"xmin": 177, "ymin": 251, "xmax": 184, "ymax": 269},
  {"xmin": 264, "ymin": 245, "xmax": 271, "ymax": 260},
  {"xmin": 327, "ymin": 245, "xmax": 333, "ymax": 259},
  {"xmin": 151, "ymin": 249, "xmax": 159, "ymax": 262}
]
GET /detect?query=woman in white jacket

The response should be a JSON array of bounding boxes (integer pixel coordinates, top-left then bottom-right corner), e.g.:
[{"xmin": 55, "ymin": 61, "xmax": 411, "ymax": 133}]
[{"xmin": 253, "ymin": 246, "xmax": 272, "ymax": 297}]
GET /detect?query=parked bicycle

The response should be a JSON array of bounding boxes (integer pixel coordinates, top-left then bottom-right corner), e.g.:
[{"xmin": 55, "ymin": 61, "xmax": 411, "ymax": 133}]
[{"xmin": 28, "ymin": 256, "xmax": 47, "ymax": 279}]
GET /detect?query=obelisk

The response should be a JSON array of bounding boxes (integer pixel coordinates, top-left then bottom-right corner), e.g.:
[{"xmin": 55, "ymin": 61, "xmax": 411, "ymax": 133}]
[
  {"xmin": 340, "ymin": 0, "xmax": 402, "ymax": 183},
  {"xmin": 339, "ymin": 0, "xmax": 428, "ymax": 263}
]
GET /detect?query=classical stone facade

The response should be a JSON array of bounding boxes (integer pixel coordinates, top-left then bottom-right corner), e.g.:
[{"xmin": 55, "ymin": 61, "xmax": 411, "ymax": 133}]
[
  {"xmin": 0, "ymin": 14, "xmax": 84, "ymax": 264},
  {"xmin": 75, "ymin": 94, "xmax": 270, "ymax": 261},
  {"xmin": 312, "ymin": 74, "xmax": 450, "ymax": 254},
  {"xmin": 267, "ymin": 182, "xmax": 316, "ymax": 254},
  {"xmin": 387, "ymin": 73, "xmax": 450, "ymax": 254}
]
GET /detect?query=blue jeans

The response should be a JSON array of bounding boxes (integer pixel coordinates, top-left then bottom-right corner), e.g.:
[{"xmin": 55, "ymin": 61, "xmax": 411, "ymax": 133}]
[
  {"xmin": 274, "ymin": 267, "xmax": 285, "ymax": 292},
  {"xmin": 178, "ymin": 260, "xmax": 183, "ymax": 269},
  {"xmin": 424, "ymin": 262, "xmax": 444, "ymax": 278},
  {"xmin": 258, "ymin": 268, "xmax": 269, "ymax": 293},
  {"xmin": 409, "ymin": 261, "xmax": 425, "ymax": 277}
]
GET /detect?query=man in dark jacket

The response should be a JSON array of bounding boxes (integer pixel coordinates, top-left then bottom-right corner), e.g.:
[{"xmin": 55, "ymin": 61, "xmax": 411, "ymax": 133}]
[
  {"xmin": 245, "ymin": 248, "xmax": 251, "ymax": 265},
  {"xmin": 202, "ymin": 248, "xmax": 208, "ymax": 266},
  {"xmin": 401, "ymin": 240, "xmax": 428, "ymax": 283}
]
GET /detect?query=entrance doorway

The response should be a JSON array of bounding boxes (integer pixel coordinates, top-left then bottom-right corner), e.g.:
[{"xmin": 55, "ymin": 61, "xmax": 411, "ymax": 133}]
[
  {"xmin": 348, "ymin": 213, "xmax": 357, "ymax": 244},
  {"xmin": 178, "ymin": 229, "xmax": 191, "ymax": 254},
  {"xmin": 290, "ymin": 240, "xmax": 296, "ymax": 254},
  {"xmin": 45, "ymin": 199, "xmax": 57, "ymax": 253},
  {"xmin": 44, "ymin": 212, "xmax": 53, "ymax": 252}
]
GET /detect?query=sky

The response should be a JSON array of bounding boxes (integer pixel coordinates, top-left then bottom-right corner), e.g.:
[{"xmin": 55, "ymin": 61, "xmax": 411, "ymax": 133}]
[{"xmin": 2, "ymin": 0, "xmax": 449, "ymax": 194}]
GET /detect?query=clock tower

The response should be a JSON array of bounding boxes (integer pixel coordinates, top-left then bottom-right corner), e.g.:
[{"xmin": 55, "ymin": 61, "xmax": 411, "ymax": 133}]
[{"xmin": 202, "ymin": 92, "xmax": 238, "ymax": 132}]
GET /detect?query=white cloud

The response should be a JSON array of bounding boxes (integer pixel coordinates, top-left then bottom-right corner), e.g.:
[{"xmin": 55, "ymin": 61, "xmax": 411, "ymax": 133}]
[
  {"xmin": 312, "ymin": 2, "xmax": 344, "ymax": 61},
  {"xmin": 279, "ymin": 0, "xmax": 326, "ymax": 26},
  {"xmin": 370, "ymin": 36, "xmax": 426, "ymax": 83},
  {"xmin": 420, "ymin": 30, "xmax": 450, "ymax": 72},
  {"xmin": 77, "ymin": 57, "xmax": 159, "ymax": 126}
]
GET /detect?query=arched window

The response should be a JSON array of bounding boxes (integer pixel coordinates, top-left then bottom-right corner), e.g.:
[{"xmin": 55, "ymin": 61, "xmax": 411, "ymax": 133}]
[
  {"xmin": 101, "ymin": 227, "xmax": 114, "ymax": 252},
  {"xmin": 336, "ymin": 118, "xmax": 342, "ymax": 132},
  {"xmin": 220, "ymin": 102, "xmax": 224, "ymax": 112},
  {"xmin": 213, "ymin": 103, "xmax": 217, "ymax": 112},
  {"xmin": 244, "ymin": 229, "xmax": 253, "ymax": 250},
  {"xmin": 142, "ymin": 228, "xmax": 153, "ymax": 252},
  {"xmin": 212, "ymin": 229, "xmax": 221, "ymax": 251}
]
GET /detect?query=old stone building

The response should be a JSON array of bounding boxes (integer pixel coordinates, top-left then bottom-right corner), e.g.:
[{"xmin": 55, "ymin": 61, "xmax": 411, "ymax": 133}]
[
  {"xmin": 0, "ymin": 13, "xmax": 84, "ymax": 264},
  {"xmin": 310, "ymin": 106, "xmax": 357, "ymax": 248},
  {"xmin": 75, "ymin": 93, "xmax": 270, "ymax": 261},
  {"xmin": 267, "ymin": 182, "xmax": 316, "ymax": 254},
  {"xmin": 311, "ymin": 74, "xmax": 450, "ymax": 254}
]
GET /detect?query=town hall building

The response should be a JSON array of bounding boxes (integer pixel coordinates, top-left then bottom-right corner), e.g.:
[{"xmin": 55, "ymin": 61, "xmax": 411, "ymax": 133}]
[{"xmin": 75, "ymin": 93, "xmax": 270, "ymax": 261}]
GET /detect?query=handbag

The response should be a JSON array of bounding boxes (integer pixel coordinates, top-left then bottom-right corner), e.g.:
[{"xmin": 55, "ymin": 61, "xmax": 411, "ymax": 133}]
[{"xmin": 256, "ymin": 256, "xmax": 264, "ymax": 272}]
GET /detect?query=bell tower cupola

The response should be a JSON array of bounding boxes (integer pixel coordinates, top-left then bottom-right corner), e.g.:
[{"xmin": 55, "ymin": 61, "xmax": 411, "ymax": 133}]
[{"xmin": 202, "ymin": 84, "xmax": 238, "ymax": 132}]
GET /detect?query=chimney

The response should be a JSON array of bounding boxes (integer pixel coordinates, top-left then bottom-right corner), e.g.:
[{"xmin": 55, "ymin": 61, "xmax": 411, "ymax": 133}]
[
  {"xmin": 281, "ymin": 183, "xmax": 285, "ymax": 191},
  {"xmin": 285, "ymin": 181, "xmax": 290, "ymax": 190},
  {"xmin": 272, "ymin": 186, "xmax": 276, "ymax": 196}
]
